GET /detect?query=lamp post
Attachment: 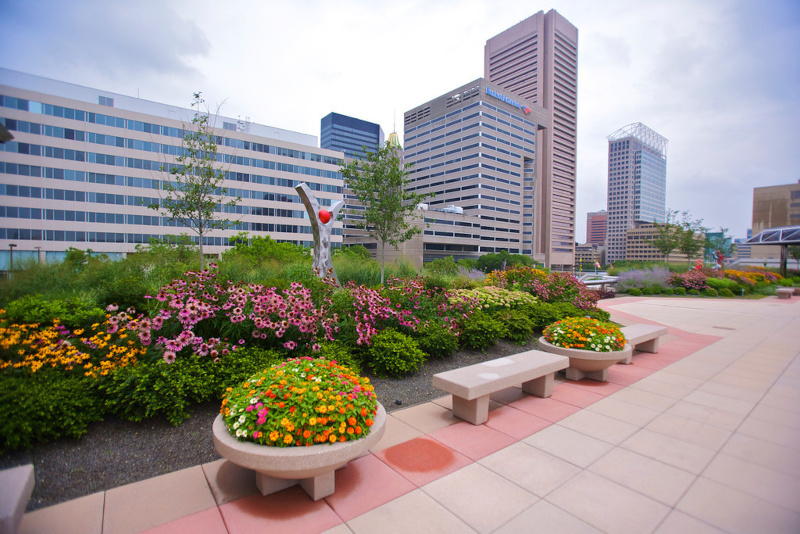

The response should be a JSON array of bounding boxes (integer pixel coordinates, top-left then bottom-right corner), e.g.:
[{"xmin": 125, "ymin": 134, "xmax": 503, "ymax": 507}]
[{"xmin": 8, "ymin": 243, "xmax": 17, "ymax": 274}]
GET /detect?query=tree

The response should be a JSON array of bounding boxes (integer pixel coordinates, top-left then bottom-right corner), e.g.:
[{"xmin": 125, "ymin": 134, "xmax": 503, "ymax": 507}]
[
  {"xmin": 705, "ymin": 227, "xmax": 736, "ymax": 269},
  {"xmin": 339, "ymin": 142, "xmax": 431, "ymax": 284},
  {"xmin": 149, "ymin": 92, "xmax": 240, "ymax": 269},
  {"xmin": 789, "ymin": 245, "xmax": 800, "ymax": 270},
  {"xmin": 647, "ymin": 209, "xmax": 682, "ymax": 263},
  {"xmin": 675, "ymin": 211, "xmax": 708, "ymax": 264}
]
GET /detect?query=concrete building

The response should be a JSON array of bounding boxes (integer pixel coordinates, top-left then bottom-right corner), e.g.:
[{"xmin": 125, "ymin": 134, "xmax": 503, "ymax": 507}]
[
  {"xmin": 625, "ymin": 222, "xmax": 700, "ymax": 263},
  {"xmin": 586, "ymin": 209, "xmax": 607, "ymax": 246},
  {"xmin": 751, "ymin": 180, "xmax": 800, "ymax": 259},
  {"xmin": 320, "ymin": 112, "xmax": 384, "ymax": 160},
  {"xmin": 0, "ymin": 69, "xmax": 345, "ymax": 269},
  {"xmin": 606, "ymin": 122, "xmax": 668, "ymax": 262},
  {"xmin": 400, "ymin": 79, "xmax": 548, "ymax": 266},
  {"xmin": 485, "ymin": 9, "xmax": 578, "ymax": 268},
  {"xmin": 574, "ymin": 243, "xmax": 604, "ymax": 268}
]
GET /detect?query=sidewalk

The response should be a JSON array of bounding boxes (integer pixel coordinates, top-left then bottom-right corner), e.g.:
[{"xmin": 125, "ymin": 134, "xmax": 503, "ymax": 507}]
[{"xmin": 17, "ymin": 296, "xmax": 800, "ymax": 534}]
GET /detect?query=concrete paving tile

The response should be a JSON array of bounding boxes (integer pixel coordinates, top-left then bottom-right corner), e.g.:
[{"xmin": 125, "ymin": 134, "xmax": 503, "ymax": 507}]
[
  {"xmin": 103, "ymin": 466, "xmax": 217, "ymax": 534},
  {"xmin": 748, "ymin": 402, "xmax": 800, "ymax": 430},
  {"xmin": 375, "ymin": 436, "xmax": 472, "ymax": 488},
  {"xmin": 509, "ymin": 395, "xmax": 582, "ymax": 422},
  {"xmin": 484, "ymin": 404, "xmax": 553, "ymax": 440},
  {"xmin": 546, "ymin": 471, "xmax": 670, "ymax": 534},
  {"xmin": 139, "ymin": 507, "xmax": 227, "ymax": 534},
  {"xmin": 370, "ymin": 414, "xmax": 424, "ymax": 452},
  {"xmin": 721, "ymin": 432, "xmax": 800, "ymax": 477},
  {"xmin": 736, "ymin": 416, "xmax": 800, "ymax": 450},
  {"xmin": 646, "ymin": 369, "xmax": 706, "ymax": 389},
  {"xmin": 644, "ymin": 413, "xmax": 733, "ymax": 451},
  {"xmin": 390, "ymin": 402, "xmax": 460, "ymax": 434},
  {"xmin": 608, "ymin": 387, "xmax": 678, "ymax": 411},
  {"xmin": 423, "ymin": 463, "xmax": 537, "ymax": 533},
  {"xmin": 585, "ymin": 396, "xmax": 662, "ymax": 427},
  {"xmin": 494, "ymin": 500, "xmax": 602, "ymax": 534},
  {"xmin": 557, "ymin": 409, "xmax": 640, "ymax": 445},
  {"xmin": 677, "ymin": 477, "xmax": 800, "ymax": 534},
  {"xmin": 321, "ymin": 525, "xmax": 354, "ymax": 534},
  {"xmin": 665, "ymin": 399, "xmax": 747, "ymax": 431},
  {"xmin": 621, "ymin": 429, "xmax": 716, "ymax": 474},
  {"xmin": 589, "ymin": 448, "xmax": 696, "ymax": 506},
  {"xmin": 549, "ymin": 383, "xmax": 606, "ymax": 408},
  {"xmin": 429, "ymin": 420, "xmax": 516, "ymax": 461},
  {"xmin": 219, "ymin": 487, "xmax": 341, "ymax": 534},
  {"xmin": 201, "ymin": 459, "xmax": 257, "ymax": 506},
  {"xmin": 19, "ymin": 491, "xmax": 104, "ymax": 534},
  {"xmin": 696, "ymin": 381, "xmax": 766, "ymax": 403},
  {"xmin": 523, "ymin": 425, "xmax": 614, "ymax": 469},
  {"xmin": 654, "ymin": 510, "xmax": 726, "ymax": 533},
  {"xmin": 346, "ymin": 489, "xmax": 474, "ymax": 534},
  {"xmin": 478, "ymin": 442, "xmax": 581, "ymax": 497},
  {"xmin": 627, "ymin": 376, "xmax": 695, "ymax": 400},
  {"xmin": 703, "ymin": 453, "xmax": 800, "ymax": 513}
]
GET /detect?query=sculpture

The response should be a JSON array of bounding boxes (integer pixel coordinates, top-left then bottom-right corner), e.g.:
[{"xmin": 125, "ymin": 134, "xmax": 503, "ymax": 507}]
[{"xmin": 295, "ymin": 183, "xmax": 344, "ymax": 283}]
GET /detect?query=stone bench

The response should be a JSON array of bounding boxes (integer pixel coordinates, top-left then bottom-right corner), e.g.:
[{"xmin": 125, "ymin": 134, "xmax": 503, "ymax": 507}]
[
  {"xmin": 0, "ymin": 464, "xmax": 34, "ymax": 534},
  {"xmin": 619, "ymin": 324, "xmax": 669, "ymax": 364},
  {"xmin": 432, "ymin": 351, "xmax": 568, "ymax": 425},
  {"xmin": 777, "ymin": 287, "xmax": 794, "ymax": 299}
]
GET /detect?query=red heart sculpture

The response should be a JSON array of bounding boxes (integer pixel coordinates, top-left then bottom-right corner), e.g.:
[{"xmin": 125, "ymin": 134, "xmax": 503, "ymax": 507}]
[{"xmin": 318, "ymin": 209, "xmax": 331, "ymax": 224}]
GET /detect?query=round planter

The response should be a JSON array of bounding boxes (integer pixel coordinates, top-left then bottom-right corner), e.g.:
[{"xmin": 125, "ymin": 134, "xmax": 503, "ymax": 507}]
[
  {"xmin": 538, "ymin": 337, "xmax": 631, "ymax": 382},
  {"xmin": 213, "ymin": 402, "xmax": 386, "ymax": 501}
]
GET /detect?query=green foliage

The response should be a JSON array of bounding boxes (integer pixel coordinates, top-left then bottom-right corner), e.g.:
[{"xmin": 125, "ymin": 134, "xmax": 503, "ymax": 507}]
[
  {"xmin": 340, "ymin": 142, "xmax": 432, "ymax": 283},
  {"xmin": 662, "ymin": 288, "xmax": 674, "ymax": 295},
  {"xmin": 335, "ymin": 245, "xmax": 373, "ymax": 261},
  {"xmin": 688, "ymin": 289, "xmax": 701, "ymax": 295},
  {"xmin": 674, "ymin": 287, "xmax": 687, "ymax": 295},
  {"xmin": 476, "ymin": 250, "xmax": 536, "ymax": 273},
  {"xmin": 214, "ymin": 347, "xmax": 285, "ymax": 392},
  {"xmin": 366, "ymin": 328, "xmax": 427, "ymax": 378},
  {"xmin": 149, "ymin": 92, "xmax": 241, "ymax": 269},
  {"xmin": 0, "ymin": 370, "xmax": 103, "ymax": 454},
  {"xmin": 702, "ymin": 288, "xmax": 719, "ymax": 297},
  {"xmin": 414, "ymin": 322, "xmax": 459, "ymax": 359},
  {"xmin": 222, "ymin": 233, "xmax": 309, "ymax": 267},
  {"xmin": 675, "ymin": 211, "xmax": 708, "ymax": 264},
  {"xmin": 493, "ymin": 309, "xmax": 536, "ymax": 344},
  {"xmin": 719, "ymin": 288, "xmax": 735, "ymax": 297},
  {"xmin": 2, "ymin": 294, "xmax": 106, "ymax": 330},
  {"xmin": 628, "ymin": 288, "xmax": 642, "ymax": 296},
  {"xmin": 460, "ymin": 311, "xmax": 507, "ymax": 352},
  {"xmin": 647, "ymin": 209, "xmax": 682, "ymax": 262},
  {"xmin": 422, "ymin": 256, "xmax": 460, "ymax": 276},
  {"xmin": 706, "ymin": 277, "xmax": 740, "ymax": 291},
  {"xmin": 307, "ymin": 342, "xmax": 362, "ymax": 375},
  {"xmin": 451, "ymin": 286, "xmax": 538, "ymax": 312},
  {"xmin": 778, "ymin": 278, "xmax": 794, "ymax": 287}
]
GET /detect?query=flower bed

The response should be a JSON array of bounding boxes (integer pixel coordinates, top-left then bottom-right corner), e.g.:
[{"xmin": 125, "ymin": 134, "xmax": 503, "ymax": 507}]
[{"xmin": 543, "ymin": 317, "xmax": 625, "ymax": 352}]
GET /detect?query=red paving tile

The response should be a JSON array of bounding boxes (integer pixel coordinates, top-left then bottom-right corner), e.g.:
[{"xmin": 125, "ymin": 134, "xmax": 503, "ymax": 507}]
[
  {"xmin": 429, "ymin": 420, "xmax": 517, "ymax": 461},
  {"xmin": 484, "ymin": 404, "xmax": 554, "ymax": 439},
  {"xmin": 606, "ymin": 364, "xmax": 656, "ymax": 385},
  {"xmin": 323, "ymin": 453, "xmax": 415, "ymax": 522},
  {"xmin": 219, "ymin": 486, "xmax": 342, "ymax": 534},
  {"xmin": 140, "ymin": 507, "xmax": 228, "ymax": 534},
  {"xmin": 509, "ymin": 395, "xmax": 583, "ymax": 422},
  {"xmin": 560, "ymin": 378, "xmax": 626, "ymax": 396},
  {"xmin": 375, "ymin": 436, "xmax": 473, "ymax": 487},
  {"xmin": 549, "ymin": 382, "xmax": 607, "ymax": 407}
]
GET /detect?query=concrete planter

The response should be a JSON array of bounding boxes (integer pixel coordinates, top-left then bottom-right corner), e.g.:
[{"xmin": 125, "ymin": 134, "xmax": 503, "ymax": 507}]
[
  {"xmin": 213, "ymin": 403, "xmax": 386, "ymax": 501},
  {"xmin": 538, "ymin": 337, "xmax": 631, "ymax": 382}
]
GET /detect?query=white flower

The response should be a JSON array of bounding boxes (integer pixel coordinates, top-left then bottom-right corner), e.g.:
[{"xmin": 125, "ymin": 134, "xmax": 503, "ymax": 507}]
[
  {"xmin": 250, "ymin": 397, "xmax": 258, "ymax": 404},
  {"xmin": 238, "ymin": 415, "xmax": 246, "ymax": 424},
  {"xmin": 234, "ymin": 422, "xmax": 240, "ymax": 430},
  {"xmin": 236, "ymin": 429, "xmax": 242, "ymax": 437},
  {"xmin": 242, "ymin": 430, "xmax": 247, "ymax": 438}
]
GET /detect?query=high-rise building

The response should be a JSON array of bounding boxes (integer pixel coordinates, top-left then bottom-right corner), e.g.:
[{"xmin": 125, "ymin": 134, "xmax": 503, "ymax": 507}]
[
  {"xmin": 586, "ymin": 209, "xmax": 607, "ymax": 246},
  {"xmin": 750, "ymin": 180, "xmax": 800, "ymax": 259},
  {"xmin": 0, "ymin": 68, "xmax": 344, "ymax": 268},
  {"xmin": 485, "ymin": 9, "xmax": 578, "ymax": 268},
  {"xmin": 320, "ymin": 112, "xmax": 384, "ymax": 159},
  {"xmin": 399, "ymin": 79, "xmax": 548, "ymax": 265},
  {"xmin": 605, "ymin": 122, "xmax": 668, "ymax": 262}
]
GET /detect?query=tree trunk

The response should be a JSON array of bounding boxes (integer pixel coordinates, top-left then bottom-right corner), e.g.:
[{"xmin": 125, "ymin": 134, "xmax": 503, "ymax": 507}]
[
  {"xmin": 380, "ymin": 240, "xmax": 386, "ymax": 285},
  {"xmin": 199, "ymin": 233, "xmax": 205, "ymax": 270}
]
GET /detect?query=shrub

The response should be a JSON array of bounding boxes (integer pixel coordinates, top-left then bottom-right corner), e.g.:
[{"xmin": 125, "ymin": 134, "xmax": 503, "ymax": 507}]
[
  {"xmin": 366, "ymin": 328, "xmax": 427, "ymax": 378},
  {"xmin": 308, "ymin": 342, "xmax": 362, "ymax": 375},
  {"xmin": 449, "ymin": 286, "xmax": 538, "ymax": 312},
  {"xmin": 460, "ymin": 311, "xmax": 507, "ymax": 352},
  {"xmin": 220, "ymin": 356, "xmax": 378, "ymax": 446},
  {"xmin": 2, "ymin": 294, "xmax": 106, "ymax": 331},
  {"xmin": 674, "ymin": 287, "xmax": 687, "ymax": 295},
  {"xmin": 583, "ymin": 307, "xmax": 612, "ymax": 322},
  {"xmin": 640, "ymin": 287, "xmax": 652, "ymax": 295},
  {"xmin": 668, "ymin": 270, "xmax": 709, "ymax": 291},
  {"xmin": 543, "ymin": 317, "xmax": 626, "ymax": 352},
  {"xmin": 523, "ymin": 302, "xmax": 592, "ymax": 329},
  {"xmin": 488, "ymin": 268, "xmax": 599, "ymax": 310},
  {"xmin": 662, "ymin": 288, "xmax": 674, "ymax": 295},
  {"xmin": 493, "ymin": 309, "xmax": 536, "ymax": 344},
  {"xmin": 719, "ymin": 288, "xmax": 735, "ymax": 297},
  {"xmin": 702, "ymin": 288, "xmax": 719, "ymax": 297},
  {"xmin": 0, "ymin": 370, "xmax": 103, "ymax": 454},
  {"xmin": 688, "ymin": 289, "xmax": 700, "ymax": 295},
  {"xmin": 214, "ymin": 347, "xmax": 285, "ymax": 394},
  {"xmin": 779, "ymin": 278, "xmax": 794, "ymax": 287},
  {"xmin": 706, "ymin": 277, "xmax": 740, "ymax": 292},
  {"xmin": 616, "ymin": 267, "xmax": 670, "ymax": 292},
  {"xmin": 414, "ymin": 322, "xmax": 459, "ymax": 359},
  {"xmin": 628, "ymin": 288, "xmax": 642, "ymax": 296}
]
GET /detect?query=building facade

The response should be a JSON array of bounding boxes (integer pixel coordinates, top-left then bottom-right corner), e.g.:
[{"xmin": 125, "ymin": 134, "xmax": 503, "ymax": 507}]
[
  {"xmin": 586, "ymin": 209, "xmax": 607, "ymax": 246},
  {"xmin": 401, "ymin": 79, "xmax": 548, "ymax": 265},
  {"xmin": 0, "ymin": 69, "xmax": 344, "ymax": 269},
  {"xmin": 751, "ymin": 180, "xmax": 800, "ymax": 259},
  {"xmin": 624, "ymin": 222, "xmax": 700, "ymax": 263},
  {"xmin": 320, "ymin": 112, "xmax": 384, "ymax": 160},
  {"xmin": 485, "ymin": 9, "xmax": 578, "ymax": 268},
  {"xmin": 605, "ymin": 122, "xmax": 668, "ymax": 262}
]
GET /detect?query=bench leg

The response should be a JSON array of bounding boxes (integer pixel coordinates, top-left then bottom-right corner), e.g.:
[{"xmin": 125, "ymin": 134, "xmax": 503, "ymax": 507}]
[
  {"xmin": 452, "ymin": 395, "xmax": 489, "ymax": 425},
  {"xmin": 521, "ymin": 373, "xmax": 555, "ymax": 397},
  {"xmin": 635, "ymin": 338, "xmax": 659, "ymax": 353},
  {"xmin": 565, "ymin": 366, "xmax": 609, "ymax": 382}
]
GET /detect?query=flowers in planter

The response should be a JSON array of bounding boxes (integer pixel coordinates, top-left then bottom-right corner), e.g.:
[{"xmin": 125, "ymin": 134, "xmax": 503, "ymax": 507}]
[
  {"xmin": 220, "ymin": 356, "xmax": 378, "ymax": 447},
  {"xmin": 543, "ymin": 317, "xmax": 626, "ymax": 352}
]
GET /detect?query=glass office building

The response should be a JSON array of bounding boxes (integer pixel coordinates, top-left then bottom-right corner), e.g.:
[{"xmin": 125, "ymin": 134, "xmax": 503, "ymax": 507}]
[{"xmin": 320, "ymin": 112, "xmax": 384, "ymax": 159}]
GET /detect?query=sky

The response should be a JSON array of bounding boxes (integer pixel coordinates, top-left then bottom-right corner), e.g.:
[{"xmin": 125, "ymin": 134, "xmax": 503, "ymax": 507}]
[{"xmin": 1, "ymin": 0, "xmax": 798, "ymax": 243}]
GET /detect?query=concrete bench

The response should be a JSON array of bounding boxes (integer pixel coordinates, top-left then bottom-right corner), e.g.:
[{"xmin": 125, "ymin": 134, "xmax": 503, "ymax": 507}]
[
  {"xmin": 432, "ymin": 351, "xmax": 568, "ymax": 425},
  {"xmin": 619, "ymin": 324, "xmax": 669, "ymax": 364},
  {"xmin": 0, "ymin": 464, "xmax": 34, "ymax": 534},
  {"xmin": 777, "ymin": 287, "xmax": 793, "ymax": 299}
]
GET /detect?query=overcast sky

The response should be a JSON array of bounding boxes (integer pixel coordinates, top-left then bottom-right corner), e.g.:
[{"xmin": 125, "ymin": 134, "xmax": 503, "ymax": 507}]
[{"xmin": 1, "ymin": 0, "xmax": 798, "ymax": 242}]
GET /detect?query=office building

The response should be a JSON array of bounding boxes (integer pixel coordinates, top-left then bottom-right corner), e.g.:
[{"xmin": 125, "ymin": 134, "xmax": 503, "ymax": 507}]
[
  {"xmin": 586, "ymin": 209, "xmax": 607, "ymax": 246},
  {"xmin": 605, "ymin": 122, "xmax": 668, "ymax": 262},
  {"xmin": 320, "ymin": 112, "xmax": 384, "ymax": 159},
  {"xmin": 0, "ymin": 69, "xmax": 344, "ymax": 269},
  {"xmin": 485, "ymin": 9, "xmax": 578, "ymax": 268},
  {"xmin": 625, "ymin": 222, "xmax": 699, "ymax": 263},
  {"xmin": 574, "ymin": 243, "xmax": 604, "ymax": 269},
  {"xmin": 751, "ymin": 180, "xmax": 800, "ymax": 259},
  {"xmin": 400, "ymin": 79, "xmax": 547, "ymax": 265}
]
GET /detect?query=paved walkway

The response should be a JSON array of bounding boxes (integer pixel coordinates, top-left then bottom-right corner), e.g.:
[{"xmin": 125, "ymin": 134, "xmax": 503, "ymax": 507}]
[{"xmin": 17, "ymin": 296, "xmax": 800, "ymax": 534}]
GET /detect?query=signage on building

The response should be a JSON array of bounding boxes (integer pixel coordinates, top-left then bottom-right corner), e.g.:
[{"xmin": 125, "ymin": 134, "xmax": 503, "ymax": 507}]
[{"xmin": 485, "ymin": 86, "xmax": 531, "ymax": 114}]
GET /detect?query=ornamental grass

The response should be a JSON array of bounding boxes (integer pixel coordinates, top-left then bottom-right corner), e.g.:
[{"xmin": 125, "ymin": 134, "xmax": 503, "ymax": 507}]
[
  {"xmin": 220, "ymin": 356, "xmax": 378, "ymax": 447},
  {"xmin": 543, "ymin": 316, "xmax": 626, "ymax": 352}
]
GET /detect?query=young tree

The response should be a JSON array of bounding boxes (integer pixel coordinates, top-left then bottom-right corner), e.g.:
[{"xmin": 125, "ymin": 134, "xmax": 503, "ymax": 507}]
[
  {"xmin": 647, "ymin": 209, "xmax": 682, "ymax": 263},
  {"xmin": 149, "ymin": 92, "xmax": 240, "ymax": 269},
  {"xmin": 339, "ymin": 142, "xmax": 431, "ymax": 284},
  {"xmin": 675, "ymin": 211, "xmax": 708, "ymax": 264}
]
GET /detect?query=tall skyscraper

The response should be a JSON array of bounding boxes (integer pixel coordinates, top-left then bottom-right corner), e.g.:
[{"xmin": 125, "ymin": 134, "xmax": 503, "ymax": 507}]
[
  {"xmin": 485, "ymin": 9, "xmax": 578, "ymax": 268},
  {"xmin": 605, "ymin": 122, "xmax": 668, "ymax": 262},
  {"xmin": 586, "ymin": 210, "xmax": 607, "ymax": 246},
  {"xmin": 320, "ymin": 112, "xmax": 384, "ymax": 159}
]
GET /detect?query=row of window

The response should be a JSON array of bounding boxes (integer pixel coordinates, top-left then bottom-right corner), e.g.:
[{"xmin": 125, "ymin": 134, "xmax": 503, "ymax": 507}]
[{"xmin": 406, "ymin": 99, "xmax": 538, "ymax": 138}]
